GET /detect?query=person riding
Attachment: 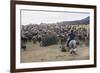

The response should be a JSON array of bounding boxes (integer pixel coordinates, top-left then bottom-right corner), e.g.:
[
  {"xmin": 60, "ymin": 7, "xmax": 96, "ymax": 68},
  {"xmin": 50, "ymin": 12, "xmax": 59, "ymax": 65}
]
[{"xmin": 67, "ymin": 30, "xmax": 77, "ymax": 55}]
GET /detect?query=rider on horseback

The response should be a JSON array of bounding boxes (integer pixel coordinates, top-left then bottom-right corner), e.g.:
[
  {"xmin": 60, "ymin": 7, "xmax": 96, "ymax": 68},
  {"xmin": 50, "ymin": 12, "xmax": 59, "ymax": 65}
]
[{"xmin": 67, "ymin": 30, "xmax": 77, "ymax": 55}]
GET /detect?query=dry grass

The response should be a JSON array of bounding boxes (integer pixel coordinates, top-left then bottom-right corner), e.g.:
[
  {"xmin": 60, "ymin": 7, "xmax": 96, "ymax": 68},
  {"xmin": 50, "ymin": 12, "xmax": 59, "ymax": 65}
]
[{"xmin": 21, "ymin": 42, "xmax": 89, "ymax": 63}]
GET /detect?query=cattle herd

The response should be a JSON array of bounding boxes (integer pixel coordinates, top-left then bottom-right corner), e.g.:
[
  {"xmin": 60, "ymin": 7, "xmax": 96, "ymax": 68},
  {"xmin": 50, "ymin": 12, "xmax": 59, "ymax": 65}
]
[{"xmin": 21, "ymin": 23, "xmax": 89, "ymax": 53}]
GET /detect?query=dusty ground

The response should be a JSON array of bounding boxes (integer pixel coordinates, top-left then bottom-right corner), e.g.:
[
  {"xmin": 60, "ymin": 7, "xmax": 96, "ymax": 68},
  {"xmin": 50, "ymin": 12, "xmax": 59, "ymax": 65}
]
[{"xmin": 21, "ymin": 42, "xmax": 89, "ymax": 63}]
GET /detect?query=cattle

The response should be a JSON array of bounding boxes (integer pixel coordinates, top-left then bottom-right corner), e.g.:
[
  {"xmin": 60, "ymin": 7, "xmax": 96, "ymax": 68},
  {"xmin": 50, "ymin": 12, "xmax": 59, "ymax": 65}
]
[
  {"xmin": 21, "ymin": 34, "xmax": 28, "ymax": 51},
  {"xmin": 21, "ymin": 24, "xmax": 89, "ymax": 52},
  {"xmin": 59, "ymin": 34, "xmax": 67, "ymax": 52},
  {"xmin": 40, "ymin": 32, "xmax": 59, "ymax": 47}
]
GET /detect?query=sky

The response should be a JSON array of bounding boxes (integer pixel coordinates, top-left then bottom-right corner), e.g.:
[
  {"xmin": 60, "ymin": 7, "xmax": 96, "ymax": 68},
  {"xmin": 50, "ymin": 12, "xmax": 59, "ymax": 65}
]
[{"xmin": 21, "ymin": 10, "xmax": 90, "ymax": 25}]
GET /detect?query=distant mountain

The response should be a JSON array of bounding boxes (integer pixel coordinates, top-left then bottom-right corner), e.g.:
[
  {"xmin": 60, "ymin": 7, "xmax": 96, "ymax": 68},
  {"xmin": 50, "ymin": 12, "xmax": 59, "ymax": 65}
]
[
  {"xmin": 57, "ymin": 16, "xmax": 90, "ymax": 25},
  {"xmin": 81, "ymin": 16, "xmax": 90, "ymax": 24}
]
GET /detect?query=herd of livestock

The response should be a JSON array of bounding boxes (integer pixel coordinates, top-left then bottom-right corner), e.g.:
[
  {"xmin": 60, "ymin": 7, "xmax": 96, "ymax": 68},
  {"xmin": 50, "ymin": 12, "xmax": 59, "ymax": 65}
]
[{"xmin": 21, "ymin": 23, "xmax": 89, "ymax": 52}]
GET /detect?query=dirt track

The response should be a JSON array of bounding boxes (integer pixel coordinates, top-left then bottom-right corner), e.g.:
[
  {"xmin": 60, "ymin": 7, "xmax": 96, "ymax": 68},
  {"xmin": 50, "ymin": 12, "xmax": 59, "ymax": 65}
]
[{"xmin": 21, "ymin": 42, "xmax": 89, "ymax": 63}]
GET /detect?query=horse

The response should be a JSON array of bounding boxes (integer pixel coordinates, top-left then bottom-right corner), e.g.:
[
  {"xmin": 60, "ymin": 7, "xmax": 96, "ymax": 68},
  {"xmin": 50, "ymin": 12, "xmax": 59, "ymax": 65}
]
[{"xmin": 68, "ymin": 39, "xmax": 77, "ymax": 55}]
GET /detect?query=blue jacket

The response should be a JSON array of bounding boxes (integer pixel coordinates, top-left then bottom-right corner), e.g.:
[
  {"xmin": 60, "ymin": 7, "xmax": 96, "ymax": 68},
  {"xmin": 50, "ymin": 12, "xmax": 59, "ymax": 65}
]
[{"xmin": 68, "ymin": 32, "xmax": 75, "ymax": 40}]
